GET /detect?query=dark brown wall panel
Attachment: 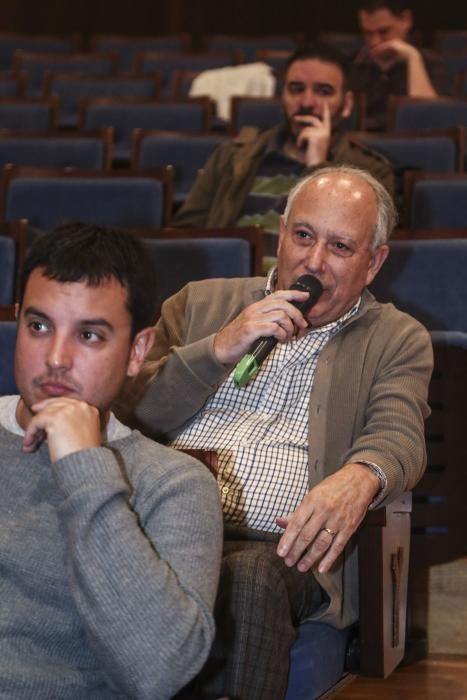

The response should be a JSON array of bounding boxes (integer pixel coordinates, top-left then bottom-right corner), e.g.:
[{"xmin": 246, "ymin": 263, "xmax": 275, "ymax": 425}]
[{"xmin": 0, "ymin": 0, "xmax": 464, "ymax": 47}]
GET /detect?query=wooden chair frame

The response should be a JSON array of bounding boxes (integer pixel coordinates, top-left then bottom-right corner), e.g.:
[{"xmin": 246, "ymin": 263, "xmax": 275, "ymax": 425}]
[{"xmin": 0, "ymin": 304, "xmax": 15, "ymax": 321}]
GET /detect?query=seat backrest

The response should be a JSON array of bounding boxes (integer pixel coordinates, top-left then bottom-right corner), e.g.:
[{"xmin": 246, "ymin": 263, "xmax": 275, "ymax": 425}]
[
  {"xmin": 318, "ymin": 32, "xmax": 363, "ymax": 55},
  {"xmin": 404, "ymin": 172, "xmax": 467, "ymax": 229},
  {"xmin": 369, "ymin": 239, "xmax": 467, "ymax": 332},
  {"xmin": 434, "ymin": 30, "xmax": 467, "ymax": 52},
  {"xmin": 350, "ymin": 128, "xmax": 464, "ymax": 173},
  {"xmin": 134, "ymin": 51, "xmax": 237, "ymax": 95},
  {"xmin": 143, "ymin": 225, "xmax": 264, "ymax": 273},
  {"xmin": 132, "ymin": 130, "xmax": 227, "ymax": 202},
  {"xmin": 0, "ymin": 97, "xmax": 57, "ymax": 130},
  {"xmin": 82, "ymin": 97, "xmax": 213, "ymax": 164},
  {"xmin": 0, "ymin": 129, "xmax": 113, "ymax": 169},
  {"xmin": 204, "ymin": 34, "xmax": 302, "ymax": 63},
  {"xmin": 0, "ymin": 320, "xmax": 17, "ymax": 395},
  {"xmin": 254, "ymin": 49, "xmax": 292, "ymax": 74},
  {"xmin": 0, "ymin": 71, "xmax": 26, "ymax": 97},
  {"xmin": 388, "ymin": 95, "xmax": 467, "ymax": 131},
  {"xmin": 437, "ymin": 49, "xmax": 467, "ymax": 95},
  {"xmin": 0, "ymin": 33, "xmax": 79, "ymax": 70},
  {"xmin": 140, "ymin": 235, "xmax": 256, "ymax": 310},
  {"xmin": 90, "ymin": 34, "xmax": 191, "ymax": 71},
  {"xmin": 171, "ymin": 70, "xmax": 201, "ymax": 98},
  {"xmin": 230, "ymin": 96, "xmax": 283, "ymax": 134},
  {"xmin": 46, "ymin": 74, "xmax": 160, "ymax": 128},
  {"xmin": 13, "ymin": 51, "xmax": 118, "ymax": 97},
  {"xmin": 1, "ymin": 166, "xmax": 173, "ymax": 230}
]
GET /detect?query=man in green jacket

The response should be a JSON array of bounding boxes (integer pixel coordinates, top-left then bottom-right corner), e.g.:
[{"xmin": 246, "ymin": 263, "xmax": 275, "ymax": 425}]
[
  {"xmin": 126, "ymin": 165, "xmax": 432, "ymax": 700},
  {"xmin": 172, "ymin": 42, "xmax": 394, "ymax": 238}
]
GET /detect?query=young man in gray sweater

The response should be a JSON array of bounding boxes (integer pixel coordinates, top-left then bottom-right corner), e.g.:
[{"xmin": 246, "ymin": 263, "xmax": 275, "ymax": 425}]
[{"xmin": 0, "ymin": 223, "xmax": 222, "ymax": 699}]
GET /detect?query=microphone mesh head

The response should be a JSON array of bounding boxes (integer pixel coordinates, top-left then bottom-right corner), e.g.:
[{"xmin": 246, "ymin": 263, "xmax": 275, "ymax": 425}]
[{"xmin": 291, "ymin": 274, "xmax": 323, "ymax": 312}]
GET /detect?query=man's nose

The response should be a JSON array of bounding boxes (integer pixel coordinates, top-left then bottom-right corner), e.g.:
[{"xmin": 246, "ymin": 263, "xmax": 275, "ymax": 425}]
[
  {"xmin": 305, "ymin": 241, "xmax": 327, "ymax": 274},
  {"xmin": 46, "ymin": 335, "xmax": 72, "ymax": 371},
  {"xmin": 300, "ymin": 89, "xmax": 320, "ymax": 112}
]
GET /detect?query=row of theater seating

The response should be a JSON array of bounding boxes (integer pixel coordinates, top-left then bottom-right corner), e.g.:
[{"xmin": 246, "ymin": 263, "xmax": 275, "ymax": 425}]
[
  {"xmin": 3, "ymin": 52, "xmax": 467, "ymax": 101},
  {"xmin": 0, "ymin": 32, "xmax": 306, "ymax": 71},
  {"xmin": 0, "ymin": 223, "xmax": 264, "ymax": 307},
  {"xmin": 1, "ymin": 89, "xmax": 467, "ymax": 138},
  {"xmin": 0, "ymin": 145, "xmax": 466, "ymax": 230},
  {"xmin": 2, "ymin": 29, "xmax": 467, "ymax": 61}
]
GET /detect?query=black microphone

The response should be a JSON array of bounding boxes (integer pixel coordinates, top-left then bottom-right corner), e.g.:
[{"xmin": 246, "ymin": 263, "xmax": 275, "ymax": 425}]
[{"xmin": 233, "ymin": 274, "xmax": 323, "ymax": 388}]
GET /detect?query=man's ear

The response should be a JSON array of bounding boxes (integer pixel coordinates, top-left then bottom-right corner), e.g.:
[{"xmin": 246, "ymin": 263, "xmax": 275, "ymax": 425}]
[
  {"xmin": 365, "ymin": 244, "xmax": 389, "ymax": 287},
  {"xmin": 341, "ymin": 90, "xmax": 354, "ymax": 120},
  {"xmin": 127, "ymin": 327, "xmax": 155, "ymax": 378},
  {"xmin": 399, "ymin": 8, "xmax": 413, "ymax": 34}
]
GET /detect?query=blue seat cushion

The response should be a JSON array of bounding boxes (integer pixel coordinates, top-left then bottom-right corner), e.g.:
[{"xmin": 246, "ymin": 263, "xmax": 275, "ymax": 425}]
[{"xmin": 285, "ymin": 622, "xmax": 350, "ymax": 700}]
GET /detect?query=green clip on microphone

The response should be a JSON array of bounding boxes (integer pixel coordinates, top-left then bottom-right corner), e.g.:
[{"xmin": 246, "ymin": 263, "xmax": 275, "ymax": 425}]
[{"xmin": 233, "ymin": 274, "xmax": 323, "ymax": 388}]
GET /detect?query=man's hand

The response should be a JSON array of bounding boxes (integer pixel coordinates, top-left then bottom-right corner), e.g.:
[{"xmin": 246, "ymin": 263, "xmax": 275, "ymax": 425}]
[
  {"xmin": 370, "ymin": 37, "xmax": 418, "ymax": 65},
  {"xmin": 23, "ymin": 397, "xmax": 102, "ymax": 463},
  {"xmin": 370, "ymin": 39, "xmax": 437, "ymax": 97},
  {"xmin": 213, "ymin": 289, "xmax": 310, "ymax": 366},
  {"xmin": 276, "ymin": 462, "xmax": 381, "ymax": 574},
  {"xmin": 294, "ymin": 101, "xmax": 332, "ymax": 167}
]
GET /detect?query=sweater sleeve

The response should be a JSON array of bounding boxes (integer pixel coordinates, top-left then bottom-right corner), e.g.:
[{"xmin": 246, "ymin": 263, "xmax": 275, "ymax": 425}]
[
  {"xmin": 133, "ymin": 285, "xmax": 233, "ymax": 439},
  {"xmin": 342, "ymin": 314, "xmax": 433, "ymax": 503},
  {"xmin": 51, "ymin": 440, "xmax": 222, "ymax": 700}
]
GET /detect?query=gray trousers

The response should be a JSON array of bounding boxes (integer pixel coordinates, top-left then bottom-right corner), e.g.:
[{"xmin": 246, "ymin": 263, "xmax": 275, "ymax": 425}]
[{"xmin": 177, "ymin": 526, "xmax": 325, "ymax": 700}]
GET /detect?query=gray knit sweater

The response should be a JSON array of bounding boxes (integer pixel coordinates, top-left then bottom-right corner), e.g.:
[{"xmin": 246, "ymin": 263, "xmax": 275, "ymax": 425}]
[{"xmin": 0, "ymin": 418, "xmax": 222, "ymax": 699}]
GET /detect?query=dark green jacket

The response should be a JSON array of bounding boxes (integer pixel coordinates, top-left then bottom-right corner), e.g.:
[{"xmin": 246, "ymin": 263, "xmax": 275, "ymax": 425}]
[{"xmin": 172, "ymin": 126, "xmax": 395, "ymax": 229}]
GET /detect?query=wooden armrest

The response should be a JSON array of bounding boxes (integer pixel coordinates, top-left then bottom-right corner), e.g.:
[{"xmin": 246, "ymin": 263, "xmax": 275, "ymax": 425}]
[{"xmin": 353, "ymin": 492, "xmax": 412, "ymax": 678}]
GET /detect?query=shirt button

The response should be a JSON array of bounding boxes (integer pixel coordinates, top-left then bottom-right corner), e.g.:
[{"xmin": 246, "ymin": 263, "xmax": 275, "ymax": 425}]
[{"xmin": 221, "ymin": 486, "xmax": 230, "ymax": 495}]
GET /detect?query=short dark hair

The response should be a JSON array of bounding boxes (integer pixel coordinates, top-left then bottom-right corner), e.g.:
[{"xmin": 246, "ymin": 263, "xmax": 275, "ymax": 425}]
[
  {"xmin": 285, "ymin": 42, "xmax": 351, "ymax": 91},
  {"xmin": 357, "ymin": 0, "xmax": 410, "ymax": 15},
  {"xmin": 18, "ymin": 222, "xmax": 156, "ymax": 339}
]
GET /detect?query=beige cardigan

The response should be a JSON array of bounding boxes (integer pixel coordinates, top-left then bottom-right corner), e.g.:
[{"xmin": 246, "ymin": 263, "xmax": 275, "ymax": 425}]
[{"xmin": 126, "ymin": 278, "xmax": 433, "ymax": 627}]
